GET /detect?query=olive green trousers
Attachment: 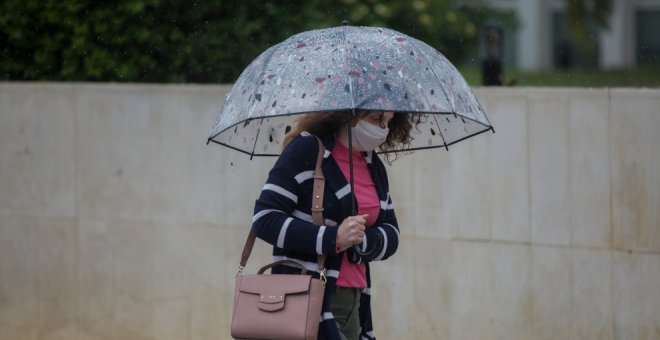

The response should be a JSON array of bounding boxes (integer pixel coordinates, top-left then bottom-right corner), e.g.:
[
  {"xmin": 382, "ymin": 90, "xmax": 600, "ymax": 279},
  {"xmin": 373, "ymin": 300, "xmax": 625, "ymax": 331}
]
[{"xmin": 331, "ymin": 287, "xmax": 362, "ymax": 340}]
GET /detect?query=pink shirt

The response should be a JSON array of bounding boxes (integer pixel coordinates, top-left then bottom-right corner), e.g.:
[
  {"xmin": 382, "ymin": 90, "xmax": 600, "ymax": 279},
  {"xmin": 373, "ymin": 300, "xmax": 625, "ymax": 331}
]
[{"xmin": 332, "ymin": 138, "xmax": 381, "ymax": 288}]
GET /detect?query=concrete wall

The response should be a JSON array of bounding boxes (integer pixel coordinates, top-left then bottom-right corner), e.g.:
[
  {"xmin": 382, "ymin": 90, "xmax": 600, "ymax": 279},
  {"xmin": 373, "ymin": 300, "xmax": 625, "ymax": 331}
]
[{"xmin": 0, "ymin": 83, "xmax": 658, "ymax": 339}]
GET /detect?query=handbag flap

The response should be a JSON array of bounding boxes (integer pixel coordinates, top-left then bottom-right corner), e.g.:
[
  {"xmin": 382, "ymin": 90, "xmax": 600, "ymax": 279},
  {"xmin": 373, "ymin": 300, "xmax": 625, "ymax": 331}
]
[
  {"xmin": 238, "ymin": 274, "xmax": 312, "ymax": 296},
  {"xmin": 237, "ymin": 274, "xmax": 313, "ymax": 312}
]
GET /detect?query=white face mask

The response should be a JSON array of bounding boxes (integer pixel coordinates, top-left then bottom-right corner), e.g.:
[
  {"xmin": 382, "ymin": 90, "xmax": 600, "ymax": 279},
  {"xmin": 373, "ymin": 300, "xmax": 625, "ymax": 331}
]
[{"xmin": 351, "ymin": 120, "xmax": 389, "ymax": 151}]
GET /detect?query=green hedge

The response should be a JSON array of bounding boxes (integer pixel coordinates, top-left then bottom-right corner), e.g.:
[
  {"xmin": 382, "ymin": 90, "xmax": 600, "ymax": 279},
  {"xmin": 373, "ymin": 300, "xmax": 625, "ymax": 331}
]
[{"xmin": 0, "ymin": 0, "xmax": 515, "ymax": 83}]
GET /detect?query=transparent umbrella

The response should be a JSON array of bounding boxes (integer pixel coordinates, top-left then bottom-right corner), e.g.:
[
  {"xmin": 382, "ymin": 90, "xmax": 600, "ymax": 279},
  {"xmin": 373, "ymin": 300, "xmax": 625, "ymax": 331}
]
[{"xmin": 208, "ymin": 23, "xmax": 493, "ymax": 157}]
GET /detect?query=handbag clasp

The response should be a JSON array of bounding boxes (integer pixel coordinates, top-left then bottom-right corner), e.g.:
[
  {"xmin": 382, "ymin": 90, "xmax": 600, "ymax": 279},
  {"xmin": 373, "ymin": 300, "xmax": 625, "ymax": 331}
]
[
  {"xmin": 320, "ymin": 269, "xmax": 327, "ymax": 288},
  {"xmin": 235, "ymin": 265, "xmax": 245, "ymax": 278}
]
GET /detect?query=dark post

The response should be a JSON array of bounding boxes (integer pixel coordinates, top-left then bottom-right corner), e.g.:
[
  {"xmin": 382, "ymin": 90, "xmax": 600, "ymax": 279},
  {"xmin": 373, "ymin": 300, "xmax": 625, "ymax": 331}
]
[{"xmin": 481, "ymin": 21, "xmax": 504, "ymax": 86}]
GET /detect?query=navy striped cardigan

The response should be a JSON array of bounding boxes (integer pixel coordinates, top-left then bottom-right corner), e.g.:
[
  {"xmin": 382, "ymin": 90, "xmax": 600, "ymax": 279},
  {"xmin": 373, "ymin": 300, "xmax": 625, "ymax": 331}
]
[{"xmin": 252, "ymin": 131, "xmax": 401, "ymax": 340}]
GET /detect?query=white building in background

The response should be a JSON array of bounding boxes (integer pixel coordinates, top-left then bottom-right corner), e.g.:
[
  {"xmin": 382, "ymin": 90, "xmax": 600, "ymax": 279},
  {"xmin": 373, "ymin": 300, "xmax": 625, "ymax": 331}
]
[{"xmin": 483, "ymin": 0, "xmax": 660, "ymax": 70}]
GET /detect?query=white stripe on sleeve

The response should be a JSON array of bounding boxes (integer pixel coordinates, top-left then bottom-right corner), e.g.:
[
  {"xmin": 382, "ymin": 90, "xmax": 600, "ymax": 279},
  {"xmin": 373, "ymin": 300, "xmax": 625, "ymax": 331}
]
[
  {"xmin": 383, "ymin": 223, "xmax": 400, "ymax": 239},
  {"xmin": 294, "ymin": 170, "xmax": 314, "ymax": 183},
  {"xmin": 263, "ymin": 183, "xmax": 298, "ymax": 203},
  {"xmin": 252, "ymin": 209, "xmax": 282, "ymax": 223},
  {"xmin": 292, "ymin": 210, "xmax": 313, "ymax": 223},
  {"xmin": 276, "ymin": 217, "xmax": 293, "ymax": 248},
  {"xmin": 316, "ymin": 226, "xmax": 326, "ymax": 254},
  {"xmin": 291, "ymin": 211, "xmax": 336, "ymax": 226},
  {"xmin": 374, "ymin": 227, "xmax": 388, "ymax": 261}
]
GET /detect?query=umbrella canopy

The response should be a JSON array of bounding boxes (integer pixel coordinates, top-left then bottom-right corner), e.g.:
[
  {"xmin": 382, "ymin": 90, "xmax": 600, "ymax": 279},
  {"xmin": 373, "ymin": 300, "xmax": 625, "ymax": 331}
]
[{"xmin": 208, "ymin": 24, "xmax": 493, "ymax": 156}]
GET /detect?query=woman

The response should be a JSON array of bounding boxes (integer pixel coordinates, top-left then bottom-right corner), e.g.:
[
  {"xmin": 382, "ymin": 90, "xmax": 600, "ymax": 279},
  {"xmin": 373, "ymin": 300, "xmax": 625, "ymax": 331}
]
[{"xmin": 252, "ymin": 110, "xmax": 414, "ymax": 340}]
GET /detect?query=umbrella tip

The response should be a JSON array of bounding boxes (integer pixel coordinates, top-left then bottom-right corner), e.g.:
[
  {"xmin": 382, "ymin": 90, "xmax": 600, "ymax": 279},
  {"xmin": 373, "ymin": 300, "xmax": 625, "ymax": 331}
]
[{"xmin": 341, "ymin": 20, "xmax": 349, "ymax": 26}]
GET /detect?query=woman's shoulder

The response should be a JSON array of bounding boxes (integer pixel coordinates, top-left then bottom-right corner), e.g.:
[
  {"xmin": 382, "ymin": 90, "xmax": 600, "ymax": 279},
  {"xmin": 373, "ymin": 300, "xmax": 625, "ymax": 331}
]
[
  {"xmin": 284, "ymin": 132, "xmax": 323, "ymax": 152},
  {"xmin": 280, "ymin": 132, "xmax": 324, "ymax": 161}
]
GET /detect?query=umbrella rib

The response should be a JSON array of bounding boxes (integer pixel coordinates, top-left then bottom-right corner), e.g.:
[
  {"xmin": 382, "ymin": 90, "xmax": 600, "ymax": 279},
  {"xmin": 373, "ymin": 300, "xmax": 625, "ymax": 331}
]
[
  {"xmin": 249, "ymin": 119, "xmax": 263, "ymax": 159},
  {"xmin": 256, "ymin": 50, "xmax": 281, "ymax": 118},
  {"xmin": 247, "ymin": 43, "xmax": 297, "ymax": 157},
  {"xmin": 208, "ymin": 139, "xmax": 279, "ymax": 157},
  {"xmin": 250, "ymin": 46, "xmax": 284, "ymax": 156},
  {"xmin": 443, "ymin": 126, "xmax": 493, "ymax": 147},
  {"xmin": 414, "ymin": 41, "xmax": 454, "ymax": 112},
  {"xmin": 408, "ymin": 42, "xmax": 451, "ymax": 150},
  {"xmin": 375, "ymin": 124, "xmax": 493, "ymax": 154},
  {"xmin": 431, "ymin": 114, "xmax": 449, "ymax": 151},
  {"xmin": 342, "ymin": 27, "xmax": 357, "ymax": 109},
  {"xmin": 475, "ymin": 96, "xmax": 495, "ymax": 132}
]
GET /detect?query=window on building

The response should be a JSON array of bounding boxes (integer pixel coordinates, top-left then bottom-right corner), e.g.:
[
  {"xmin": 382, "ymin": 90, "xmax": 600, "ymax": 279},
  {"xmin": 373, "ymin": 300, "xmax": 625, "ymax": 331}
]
[
  {"xmin": 636, "ymin": 9, "xmax": 660, "ymax": 65},
  {"xmin": 552, "ymin": 10, "xmax": 600, "ymax": 69}
]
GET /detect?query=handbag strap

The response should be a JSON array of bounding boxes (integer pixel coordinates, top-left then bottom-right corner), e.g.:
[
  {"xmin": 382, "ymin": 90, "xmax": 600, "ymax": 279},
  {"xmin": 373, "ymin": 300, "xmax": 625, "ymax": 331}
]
[{"xmin": 238, "ymin": 136, "xmax": 327, "ymax": 276}]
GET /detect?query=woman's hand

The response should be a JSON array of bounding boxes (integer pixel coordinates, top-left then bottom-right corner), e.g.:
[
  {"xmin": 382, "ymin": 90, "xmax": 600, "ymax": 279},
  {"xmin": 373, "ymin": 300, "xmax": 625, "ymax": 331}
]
[{"xmin": 336, "ymin": 214, "xmax": 368, "ymax": 252}]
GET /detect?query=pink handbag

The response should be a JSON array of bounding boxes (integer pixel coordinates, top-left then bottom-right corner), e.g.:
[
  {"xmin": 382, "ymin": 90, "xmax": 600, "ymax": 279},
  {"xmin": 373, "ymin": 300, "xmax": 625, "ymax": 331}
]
[{"xmin": 231, "ymin": 137, "xmax": 327, "ymax": 340}]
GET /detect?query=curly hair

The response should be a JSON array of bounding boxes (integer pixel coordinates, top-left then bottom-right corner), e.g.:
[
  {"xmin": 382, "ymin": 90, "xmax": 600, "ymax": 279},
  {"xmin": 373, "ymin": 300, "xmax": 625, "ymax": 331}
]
[{"xmin": 283, "ymin": 110, "xmax": 419, "ymax": 164}]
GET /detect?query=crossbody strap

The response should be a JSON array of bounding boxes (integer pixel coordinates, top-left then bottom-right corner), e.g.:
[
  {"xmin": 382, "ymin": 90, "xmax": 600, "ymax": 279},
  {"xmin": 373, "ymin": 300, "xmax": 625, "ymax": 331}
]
[{"xmin": 239, "ymin": 136, "xmax": 327, "ymax": 274}]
